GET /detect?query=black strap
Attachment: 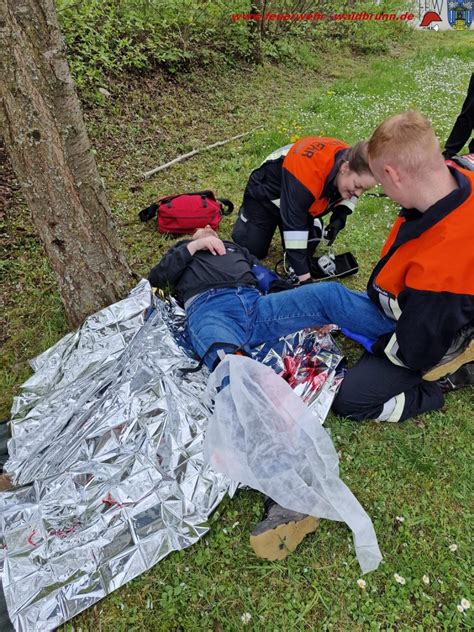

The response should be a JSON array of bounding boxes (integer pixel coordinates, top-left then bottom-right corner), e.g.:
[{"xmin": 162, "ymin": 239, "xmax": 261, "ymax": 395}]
[
  {"xmin": 179, "ymin": 358, "xmax": 205, "ymax": 375},
  {"xmin": 217, "ymin": 198, "xmax": 234, "ymax": 216},
  {"xmin": 198, "ymin": 189, "xmax": 216, "ymax": 200},
  {"xmin": 179, "ymin": 341, "xmax": 246, "ymax": 375},
  {"xmin": 138, "ymin": 202, "xmax": 159, "ymax": 222}
]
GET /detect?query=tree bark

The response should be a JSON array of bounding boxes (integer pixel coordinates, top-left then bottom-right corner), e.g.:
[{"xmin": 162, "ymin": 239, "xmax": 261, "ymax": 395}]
[
  {"xmin": 0, "ymin": 0, "xmax": 136, "ymax": 328},
  {"xmin": 250, "ymin": 1, "xmax": 264, "ymax": 64}
]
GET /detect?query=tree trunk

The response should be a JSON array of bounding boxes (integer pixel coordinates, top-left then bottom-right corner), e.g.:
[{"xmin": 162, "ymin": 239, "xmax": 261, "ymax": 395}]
[
  {"xmin": 0, "ymin": 0, "xmax": 136, "ymax": 328},
  {"xmin": 250, "ymin": 1, "xmax": 264, "ymax": 64}
]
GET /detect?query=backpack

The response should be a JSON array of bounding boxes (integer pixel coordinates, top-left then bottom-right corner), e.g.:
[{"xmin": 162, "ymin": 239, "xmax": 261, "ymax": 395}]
[{"xmin": 138, "ymin": 190, "xmax": 234, "ymax": 234}]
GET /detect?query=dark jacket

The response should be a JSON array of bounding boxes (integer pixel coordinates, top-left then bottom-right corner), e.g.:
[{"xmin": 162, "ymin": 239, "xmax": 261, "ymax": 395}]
[
  {"xmin": 443, "ymin": 73, "xmax": 474, "ymax": 158},
  {"xmin": 148, "ymin": 240, "xmax": 259, "ymax": 305},
  {"xmin": 368, "ymin": 166, "xmax": 474, "ymax": 371},
  {"xmin": 245, "ymin": 137, "xmax": 355, "ymax": 275}
]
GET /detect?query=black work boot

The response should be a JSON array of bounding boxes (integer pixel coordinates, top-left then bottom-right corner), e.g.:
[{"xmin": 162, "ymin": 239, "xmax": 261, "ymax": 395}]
[
  {"xmin": 424, "ymin": 324, "xmax": 474, "ymax": 382},
  {"xmin": 250, "ymin": 498, "xmax": 319, "ymax": 561},
  {"xmin": 437, "ymin": 362, "xmax": 474, "ymax": 393}
]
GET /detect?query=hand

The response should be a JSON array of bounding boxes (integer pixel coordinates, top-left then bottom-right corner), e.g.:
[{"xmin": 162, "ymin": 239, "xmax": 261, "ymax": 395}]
[
  {"xmin": 323, "ymin": 222, "xmax": 342, "ymax": 245},
  {"xmin": 324, "ymin": 205, "xmax": 350, "ymax": 245},
  {"xmin": 324, "ymin": 216, "xmax": 346, "ymax": 245},
  {"xmin": 187, "ymin": 236, "xmax": 226, "ymax": 256}
]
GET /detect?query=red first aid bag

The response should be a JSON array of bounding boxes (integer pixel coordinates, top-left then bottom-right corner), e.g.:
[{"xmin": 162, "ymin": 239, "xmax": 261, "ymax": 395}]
[{"xmin": 138, "ymin": 190, "xmax": 234, "ymax": 234}]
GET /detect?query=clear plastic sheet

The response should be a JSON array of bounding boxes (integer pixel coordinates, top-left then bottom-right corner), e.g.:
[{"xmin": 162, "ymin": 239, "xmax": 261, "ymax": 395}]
[
  {"xmin": 205, "ymin": 355, "xmax": 382, "ymax": 574},
  {"xmin": 1, "ymin": 281, "xmax": 347, "ymax": 631}
]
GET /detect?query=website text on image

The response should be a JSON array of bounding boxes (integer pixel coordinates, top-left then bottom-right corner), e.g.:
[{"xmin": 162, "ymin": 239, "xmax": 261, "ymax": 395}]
[
  {"xmin": 231, "ymin": 1, "xmax": 473, "ymax": 31},
  {"xmin": 230, "ymin": 12, "xmax": 415, "ymax": 22}
]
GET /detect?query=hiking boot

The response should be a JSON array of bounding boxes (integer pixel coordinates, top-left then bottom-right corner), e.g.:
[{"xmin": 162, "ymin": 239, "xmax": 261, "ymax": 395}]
[
  {"xmin": 423, "ymin": 324, "xmax": 474, "ymax": 381},
  {"xmin": 250, "ymin": 498, "xmax": 319, "ymax": 561},
  {"xmin": 0, "ymin": 474, "xmax": 14, "ymax": 492},
  {"xmin": 437, "ymin": 362, "xmax": 474, "ymax": 393}
]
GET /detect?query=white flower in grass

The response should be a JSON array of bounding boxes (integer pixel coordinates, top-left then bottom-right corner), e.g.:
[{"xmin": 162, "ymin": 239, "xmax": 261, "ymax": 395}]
[
  {"xmin": 241, "ymin": 612, "xmax": 252, "ymax": 625},
  {"xmin": 394, "ymin": 573, "xmax": 406, "ymax": 585},
  {"xmin": 449, "ymin": 543, "xmax": 458, "ymax": 552},
  {"xmin": 357, "ymin": 579, "xmax": 366, "ymax": 590},
  {"xmin": 461, "ymin": 598, "xmax": 471, "ymax": 610},
  {"xmin": 422, "ymin": 575, "xmax": 430, "ymax": 585},
  {"xmin": 457, "ymin": 604, "xmax": 465, "ymax": 613},
  {"xmin": 395, "ymin": 516, "xmax": 405, "ymax": 523}
]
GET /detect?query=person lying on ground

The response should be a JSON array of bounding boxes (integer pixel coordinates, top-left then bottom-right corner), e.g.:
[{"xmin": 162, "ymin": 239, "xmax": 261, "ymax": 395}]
[
  {"xmin": 148, "ymin": 225, "xmax": 395, "ymax": 374},
  {"xmin": 231, "ymin": 136, "xmax": 376, "ymax": 282},
  {"xmin": 149, "ymin": 111, "xmax": 473, "ymax": 562}
]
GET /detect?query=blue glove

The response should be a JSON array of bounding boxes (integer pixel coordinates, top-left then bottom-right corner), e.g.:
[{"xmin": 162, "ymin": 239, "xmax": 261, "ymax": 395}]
[
  {"xmin": 252, "ymin": 264, "xmax": 279, "ymax": 293},
  {"xmin": 341, "ymin": 327, "xmax": 375, "ymax": 353}
]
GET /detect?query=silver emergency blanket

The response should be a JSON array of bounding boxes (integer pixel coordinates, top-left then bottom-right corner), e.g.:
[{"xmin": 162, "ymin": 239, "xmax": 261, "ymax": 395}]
[
  {"xmin": 1, "ymin": 280, "xmax": 345, "ymax": 631},
  {"xmin": 205, "ymin": 355, "xmax": 382, "ymax": 574}
]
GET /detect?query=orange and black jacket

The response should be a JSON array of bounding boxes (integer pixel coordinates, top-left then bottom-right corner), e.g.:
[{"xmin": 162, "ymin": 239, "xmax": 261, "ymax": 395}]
[
  {"xmin": 368, "ymin": 166, "xmax": 474, "ymax": 371},
  {"xmin": 245, "ymin": 136, "xmax": 356, "ymax": 275}
]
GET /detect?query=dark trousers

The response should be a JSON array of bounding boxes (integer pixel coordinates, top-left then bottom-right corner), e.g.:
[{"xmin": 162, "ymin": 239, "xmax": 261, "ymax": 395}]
[
  {"xmin": 333, "ymin": 353, "xmax": 444, "ymax": 422},
  {"xmin": 444, "ymin": 72, "xmax": 474, "ymax": 158},
  {"xmin": 231, "ymin": 195, "xmax": 320, "ymax": 261}
]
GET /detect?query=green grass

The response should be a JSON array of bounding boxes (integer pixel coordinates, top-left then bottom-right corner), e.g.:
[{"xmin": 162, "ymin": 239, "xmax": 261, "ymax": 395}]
[{"xmin": 2, "ymin": 30, "xmax": 473, "ymax": 630}]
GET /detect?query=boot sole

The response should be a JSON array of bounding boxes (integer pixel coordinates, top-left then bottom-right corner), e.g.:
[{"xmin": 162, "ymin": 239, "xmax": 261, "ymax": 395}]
[
  {"xmin": 0, "ymin": 474, "xmax": 14, "ymax": 491},
  {"xmin": 250, "ymin": 516, "xmax": 319, "ymax": 561},
  {"xmin": 423, "ymin": 339, "xmax": 474, "ymax": 382}
]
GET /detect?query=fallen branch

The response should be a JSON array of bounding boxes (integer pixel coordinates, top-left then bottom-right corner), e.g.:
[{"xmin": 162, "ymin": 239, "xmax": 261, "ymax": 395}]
[{"xmin": 142, "ymin": 126, "xmax": 264, "ymax": 179}]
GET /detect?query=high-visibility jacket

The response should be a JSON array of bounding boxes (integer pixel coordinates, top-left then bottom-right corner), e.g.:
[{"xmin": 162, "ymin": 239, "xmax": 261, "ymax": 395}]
[
  {"xmin": 368, "ymin": 166, "xmax": 474, "ymax": 371},
  {"xmin": 245, "ymin": 136, "xmax": 356, "ymax": 275}
]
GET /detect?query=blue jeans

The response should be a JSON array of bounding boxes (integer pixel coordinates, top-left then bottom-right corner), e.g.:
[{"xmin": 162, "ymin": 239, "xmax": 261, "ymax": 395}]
[{"xmin": 186, "ymin": 283, "xmax": 395, "ymax": 370}]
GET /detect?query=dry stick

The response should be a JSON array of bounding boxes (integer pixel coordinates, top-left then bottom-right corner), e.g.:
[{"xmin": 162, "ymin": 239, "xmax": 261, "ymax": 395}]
[{"xmin": 142, "ymin": 126, "xmax": 264, "ymax": 179}]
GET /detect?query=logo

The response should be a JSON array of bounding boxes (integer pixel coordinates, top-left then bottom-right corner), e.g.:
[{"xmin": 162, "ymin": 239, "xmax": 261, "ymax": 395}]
[
  {"xmin": 419, "ymin": 10, "xmax": 443, "ymax": 28},
  {"xmin": 447, "ymin": 1, "xmax": 472, "ymax": 29}
]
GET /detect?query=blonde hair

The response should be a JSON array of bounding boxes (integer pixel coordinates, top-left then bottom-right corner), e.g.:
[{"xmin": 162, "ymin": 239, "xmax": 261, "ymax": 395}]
[{"xmin": 368, "ymin": 111, "xmax": 443, "ymax": 175}]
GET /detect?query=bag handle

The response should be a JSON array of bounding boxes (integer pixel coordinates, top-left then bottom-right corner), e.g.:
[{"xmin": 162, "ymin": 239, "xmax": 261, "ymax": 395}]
[
  {"xmin": 157, "ymin": 190, "xmax": 216, "ymax": 206},
  {"xmin": 138, "ymin": 202, "xmax": 158, "ymax": 223},
  {"xmin": 217, "ymin": 198, "xmax": 234, "ymax": 216},
  {"xmin": 138, "ymin": 191, "xmax": 233, "ymax": 222}
]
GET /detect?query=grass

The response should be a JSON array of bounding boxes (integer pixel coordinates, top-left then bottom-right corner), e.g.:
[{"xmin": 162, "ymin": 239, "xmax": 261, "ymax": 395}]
[{"xmin": 2, "ymin": 30, "xmax": 473, "ymax": 630}]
